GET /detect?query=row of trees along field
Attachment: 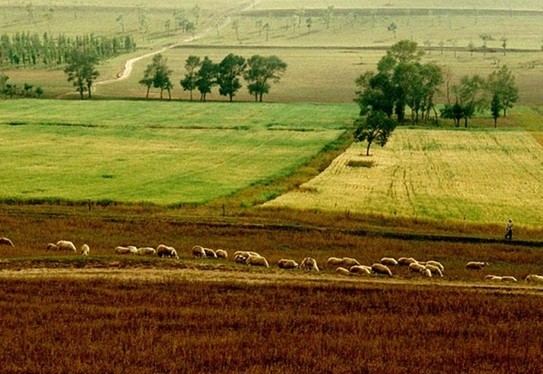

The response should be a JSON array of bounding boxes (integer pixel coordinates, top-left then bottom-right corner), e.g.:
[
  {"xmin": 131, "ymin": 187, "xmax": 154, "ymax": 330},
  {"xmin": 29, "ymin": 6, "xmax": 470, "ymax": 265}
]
[
  {"xmin": 0, "ymin": 32, "xmax": 136, "ymax": 67},
  {"xmin": 354, "ymin": 40, "xmax": 519, "ymax": 155},
  {"xmin": 140, "ymin": 53, "xmax": 288, "ymax": 102}
]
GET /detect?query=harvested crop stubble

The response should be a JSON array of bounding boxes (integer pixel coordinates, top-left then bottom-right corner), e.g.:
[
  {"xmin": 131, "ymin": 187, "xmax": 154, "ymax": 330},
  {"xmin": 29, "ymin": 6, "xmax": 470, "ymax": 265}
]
[{"xmin": 265, "ymin": 129, "xmax": 543, "ymax": 226}]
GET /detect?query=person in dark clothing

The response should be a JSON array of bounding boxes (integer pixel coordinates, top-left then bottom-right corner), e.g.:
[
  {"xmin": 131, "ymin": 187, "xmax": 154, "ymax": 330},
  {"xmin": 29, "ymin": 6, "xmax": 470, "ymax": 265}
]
[{"xmin": 504, "ymin": 219, "xmax": 513, "ymax": 240}]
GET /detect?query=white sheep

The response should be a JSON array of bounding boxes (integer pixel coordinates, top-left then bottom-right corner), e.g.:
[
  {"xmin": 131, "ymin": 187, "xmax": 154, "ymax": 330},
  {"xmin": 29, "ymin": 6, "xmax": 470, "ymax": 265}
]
[
  {"xmin": 137, "ymin": 247, "xmax": 156, "ymax": 256},
  {"xmin": 234, "ymin": 251, "xmax": 261, "ymax": 258},
  {"xmin": 425, "ymin": 264, "xmax": 443, "ymax": 277},
  {"xmin": 426, "ymin": 260, "xmax": 444, "ymax": 272},
  {"xmin": 371, "ymin": 263, "xmax": 393, "ymax": 277},
  {"xmin": 465, "ymin": 261, "xmax": 488, "ymax": 270},
  {"xmin": 46, "ymin": 243, "xmax": 58, "ymax": 250},
  {"xmin": 215, "ymin": 249, "xmax": 228, "ymax": 259},
  {"xmin": 501, "ymin": 276, "xmax": 517, "ymax": 282},
  {"xmin": 299, "ymin": 257, "xmax": 319, "ymax": 272},
  {"xmin": 336, "ymin": 267, "xmax": 350, "ymax": 275},
  {"xmin": 115, "ymin": 246, "xmax": 133, "ymax": 255},
  {"xmin": 234, "ymin": 254, "xmax": 248, "ymax": 264},
  {"xmin": 409, "ymin": 262, "xmax": 426, "ymax": 273},
  {"xmin": 349, "ymin": 265, "xmax": 371, "ymax": 275},
  {"xmin": 341, "ymin": 257, "xmax": 360, "ymax": 268},
  {"xmin": 81, "ymin": 244, "xmax": 90, "ymax": 256},
  {"xmin": 56, "ymin": 240, "xmax": 77, "ymax": 253},
  {"xmin": 326, "ymin": 257, "xmax": 343, "ymax": 267},
  {"xmin": 191, "ymin": 245, "xmax": 207, "ymax": 258},
  {"xmin": 485, "ymin": 275, "xmax": 503, "ymax": 281},
  {"xmin": 203, "ymin": 247, "xmax": 218, "ymax": 258},
  {"xmin": 398, "ymin": 257, "xmax": 418, "ymax": 266},
  {"xmin": 380, "ymin": 257, "xmax": 398, "ymax": 266},
  {"xmin": 0, "ymin": 237, "xmax": 14, "ymax": 247},
  {"xmin": 277, "ymin": 259, "xmax": 298, "ymax": 269},
  {"xmin": 421, "ymin": 268, "xmax": 432, "ymax": 278},
  {"xmin": 526, "ymin": 274, "xmax": 543, "ymax": 283},
  {"xmin": 245, "ymin": 254, "xmax": 269, "ymax": 268},
  {"xmin": 156, "ymin": 244, "xmax": 179, "ymax": 259}
]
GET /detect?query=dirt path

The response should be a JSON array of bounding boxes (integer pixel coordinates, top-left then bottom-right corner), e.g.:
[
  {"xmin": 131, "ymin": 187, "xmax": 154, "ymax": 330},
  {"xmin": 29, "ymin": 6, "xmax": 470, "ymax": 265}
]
[{"xmin": 95, "ymin": 0, "xmax": 264, "ymax": 88}]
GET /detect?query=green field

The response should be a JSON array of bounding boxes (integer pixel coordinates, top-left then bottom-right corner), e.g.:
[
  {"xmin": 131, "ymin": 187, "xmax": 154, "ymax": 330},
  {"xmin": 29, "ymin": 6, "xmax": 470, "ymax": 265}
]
[{"xmin": 0, "ymin": 99, "xmax": 351, "ymax": 205}]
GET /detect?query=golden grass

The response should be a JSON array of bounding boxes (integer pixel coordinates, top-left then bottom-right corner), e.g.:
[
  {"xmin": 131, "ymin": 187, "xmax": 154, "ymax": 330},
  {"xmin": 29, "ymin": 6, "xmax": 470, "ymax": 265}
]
[{"xmin": 265, "ymin": 128, "xmax": 543, "ymax": 227}]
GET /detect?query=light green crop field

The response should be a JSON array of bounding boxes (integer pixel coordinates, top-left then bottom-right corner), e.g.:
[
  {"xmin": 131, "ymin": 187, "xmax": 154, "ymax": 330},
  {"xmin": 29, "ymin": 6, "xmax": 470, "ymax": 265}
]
[
  {"xmin": 265, "ymin": 127, "xmax": 543, "ymax": 227},
  {"xmin": 0, "ymin": 99, "xmax": 352, "ymax": 205}
]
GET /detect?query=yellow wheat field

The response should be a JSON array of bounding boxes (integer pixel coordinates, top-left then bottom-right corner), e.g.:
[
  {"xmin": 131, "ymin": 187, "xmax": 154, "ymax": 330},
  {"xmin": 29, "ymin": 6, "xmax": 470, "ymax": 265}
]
[{"xmin": 264, "ymin": 128, "xmax": 543, "ymax": 227}]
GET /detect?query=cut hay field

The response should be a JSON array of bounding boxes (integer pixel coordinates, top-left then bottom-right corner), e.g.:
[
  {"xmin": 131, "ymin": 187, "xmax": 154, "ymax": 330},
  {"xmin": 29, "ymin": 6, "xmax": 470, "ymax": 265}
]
[
  {"xmin": 0, "ymin": 99, "xmax": 352, "ymax": 205},
  {"xmin": 265, "ymin": 127, "xmax": 543, "ymax": 228}
]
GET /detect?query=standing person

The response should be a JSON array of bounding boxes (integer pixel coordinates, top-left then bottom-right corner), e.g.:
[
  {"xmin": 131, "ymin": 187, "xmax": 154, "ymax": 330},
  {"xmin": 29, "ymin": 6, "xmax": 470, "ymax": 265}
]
[{"xmin": 504, "ymin": 219, "xmax": 513, "ymax": 240}]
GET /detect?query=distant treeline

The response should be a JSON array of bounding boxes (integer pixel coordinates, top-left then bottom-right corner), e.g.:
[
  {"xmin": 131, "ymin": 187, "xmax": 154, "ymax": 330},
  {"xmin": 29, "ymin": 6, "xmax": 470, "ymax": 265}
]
[{"xmin": 0, "ymin": 32, "xmax": 136, "ymax": 67}]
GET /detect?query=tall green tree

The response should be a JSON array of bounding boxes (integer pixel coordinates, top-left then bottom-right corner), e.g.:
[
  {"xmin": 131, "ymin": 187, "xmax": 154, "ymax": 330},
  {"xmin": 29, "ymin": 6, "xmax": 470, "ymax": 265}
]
[
  {"xmin": 195, "ymin": 56, "xmax": 217, "ymax": 102},
  {"xmin": 487, "ymin": 65, "xmax": 518, "ymax": 117},
  {"xmin": 490, "ymin": 92, "xmax": 502, "ymax": 128},
  {"xmin": 451, "ymin": 74, "xmax": 487, "ymax": 127},
  {"xmin": 354, "ymin": 110, "xmax": 397, "ymax": 156},
  {"xmin": 64, "ymin": 48, "xmax": 99, "ymax": 99},
  {"xmin": 244, "ymin": 55, "xmax": 287, "ymax": 102},
  {"xmin": 217, "ymin": 53, "xmax": 246, "ymax": 102},
  {"xmin": 180, "ymin": 55, "xmax": 201, "ymax": 101},
  {"xmin": 139, "ymin": 53, "xmax": 173, "ymax": 99}
]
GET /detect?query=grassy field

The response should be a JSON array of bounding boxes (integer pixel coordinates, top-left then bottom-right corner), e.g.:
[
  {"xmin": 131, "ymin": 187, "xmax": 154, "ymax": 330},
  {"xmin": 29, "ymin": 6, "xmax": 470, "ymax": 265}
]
[
  {"xmin": 0, "ymin": 99, "xmax": 351, "ymax": 205},
  {"xmin": 265, "ymin": 126, "xmax": 543, "ymax": 228}
]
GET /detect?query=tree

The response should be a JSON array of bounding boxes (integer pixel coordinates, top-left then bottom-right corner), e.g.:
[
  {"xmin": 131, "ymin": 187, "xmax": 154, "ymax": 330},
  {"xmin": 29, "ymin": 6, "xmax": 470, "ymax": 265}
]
[
  {"xmin": 387, "ymin": 22, "xmax": 398, "ymax": 39},
  {"xmin": 180, "ymin": 55, "xmax": 201, "ymax": 101},
  {"xmin": 64, "ymin": 48, "xmax": 99, "ymax": 99},
  {"xmin": 440, "ymin": 101, "xmax": 464, "ymax": 127},
  {"xmin": 354, "ymin": 110, "xmax": 397, "ymax": 156},
  {"xmin": 452, "ymin": 74, "xmax": 487, "ymax": 127},
  {"xmin": 217, "ymin": 53, "xmax": 246, "ymax": 102},
  {"xmin": 139, "ymin": 53, "xmax": 173, "ymax": 100},
  {"xmin": 195, "ymin": 56, "xmax": 217, "ymax": 102},
  {"xmin": 487, "ymin": 65, "xmax": 518, "ymax": 117},
  {"xmin": 490, "ymin": 92, "xmax": 502, "ymax": 128},
  {"xmin": 243, "ymin": 55, "xmax": 287, "ymax": 102}
]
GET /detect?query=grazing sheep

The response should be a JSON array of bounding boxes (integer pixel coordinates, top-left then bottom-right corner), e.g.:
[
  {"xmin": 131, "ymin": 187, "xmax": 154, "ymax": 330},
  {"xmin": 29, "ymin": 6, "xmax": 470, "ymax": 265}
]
[
  {"xmin": 326, "ymin": 257, "xmax": 343, "ymax": 267},
  {"xmin": 349, "ymin": 265, "xmax": 371, "ymax": 275},
  {"xmin": 371, "ymin": 263, "xmax": 393, "ymax": 277},
  {"xmin": 341, "ymin": 257, "xmax": 360, "ymax": 268},
  {"xmin": 192, "ymin": 245, "xmax": 207, "ymax": 258},
  {"xmin": 409, "ymin": 262, "xmax": 426, "ymax": 273},
  {"xmin": 299, "ymin": 257, "xmax": 319, "ymax": 272},
  {"xmin": 245, "ymin": 254, "xmax": 269, "ymax": 268},
  {"xmin": 156, "ymin": 244, "xmax": 179, "ymax": 259},
  {"xmin": 56, "ymin": 240, "xmax": 77, "ymax": 253},
  {"xmin": 485, "ymin": 275, "xmax": 503, "ymax": 281},
  {"xmin": 234, "ymin": 254, "xmax": 248, "ymax": 264},
  {"xmin": 0, "ymin": 237, "xmax": 14, "ymax": 247},
  {"xmin": 137, "ymin": 247, "xmax": 156, "ymax": 256},
  {"xmin": 277, "ymin": 259, "xmax": 298, "ymax": 269},
  {"xmin": 234, "ymin": 251, "xmax": 261, "ymax": 259},
  {"xmin": 81, "ymin": 244, "xmax": 90, "ymax": 256},
  {"xmin": 115, "ymin": 246, "xmax": 133, "ymax": 255},
  {"xmin": 465, "ymin": 261, "xmax": 488, "ymax": 270},
  {"xmin": 203, "ymin": 247, "xmax": 218, "ymax": 258},
  {"xmin": 501, "ymin": 276, "xmax": 517, "ymax": 282},
  {"xmin": 526, "ymin": 274, "xmax": 543, "ymax": 283},
  {"xmin": 215, "ymin": 249, "xmax": 228, "ymax": 259},
  {"xmin": 336, "ymin": 267, "xmax": 350, "ymax": 275},
  {"xmin": 425, "ymin": 264, "xmax": 443, "ymax": 277},
  {"xmin": 46, "ymin": 243, "xmax": 58, "ymax": 250},
  {"xmin": 398, "ymin": 257, "xmax": 418, "ymax": 266},
  {"xmin": 380, "ymin": 257, "xmax": 398, "ymax": 266},
  {"xmin": 421, "ymin": 268, "xmax": 432, "ymax": 278},
  {"xmin": 426, "ymin": 260, "xmax": 444, "ymax": 272}
]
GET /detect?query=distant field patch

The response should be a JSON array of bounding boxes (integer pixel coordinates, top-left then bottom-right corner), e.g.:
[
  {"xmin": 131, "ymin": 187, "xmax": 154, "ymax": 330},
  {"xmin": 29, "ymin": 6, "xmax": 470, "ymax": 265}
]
[
  {"xmin": 265, "ymin": 128, "xmax": 543, "ymax": 227},
  {"xmin": 0, "ymin": 100, "xmax": 352, "ymax": 205}
]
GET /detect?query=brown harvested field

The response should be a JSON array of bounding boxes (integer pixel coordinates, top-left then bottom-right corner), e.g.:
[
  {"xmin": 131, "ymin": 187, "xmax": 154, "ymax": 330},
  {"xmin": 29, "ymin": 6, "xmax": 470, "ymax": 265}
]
[{"xmin": 1, "ymin": 275, "xmax": 543, "ymax": 373}]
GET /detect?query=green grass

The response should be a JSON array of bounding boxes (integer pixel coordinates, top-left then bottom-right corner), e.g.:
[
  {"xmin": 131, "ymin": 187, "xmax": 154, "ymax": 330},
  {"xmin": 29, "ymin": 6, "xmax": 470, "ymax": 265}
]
[{"xmin": 0, "ymin": 99, "xmax": 353, "ymax": 205}]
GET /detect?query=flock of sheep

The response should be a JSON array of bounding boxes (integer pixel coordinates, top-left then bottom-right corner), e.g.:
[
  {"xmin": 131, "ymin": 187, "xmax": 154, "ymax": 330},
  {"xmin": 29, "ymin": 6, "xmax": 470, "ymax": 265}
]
[{"xmin": 2, "ymin": 236, "xmax": 543, "ymax": 284}]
